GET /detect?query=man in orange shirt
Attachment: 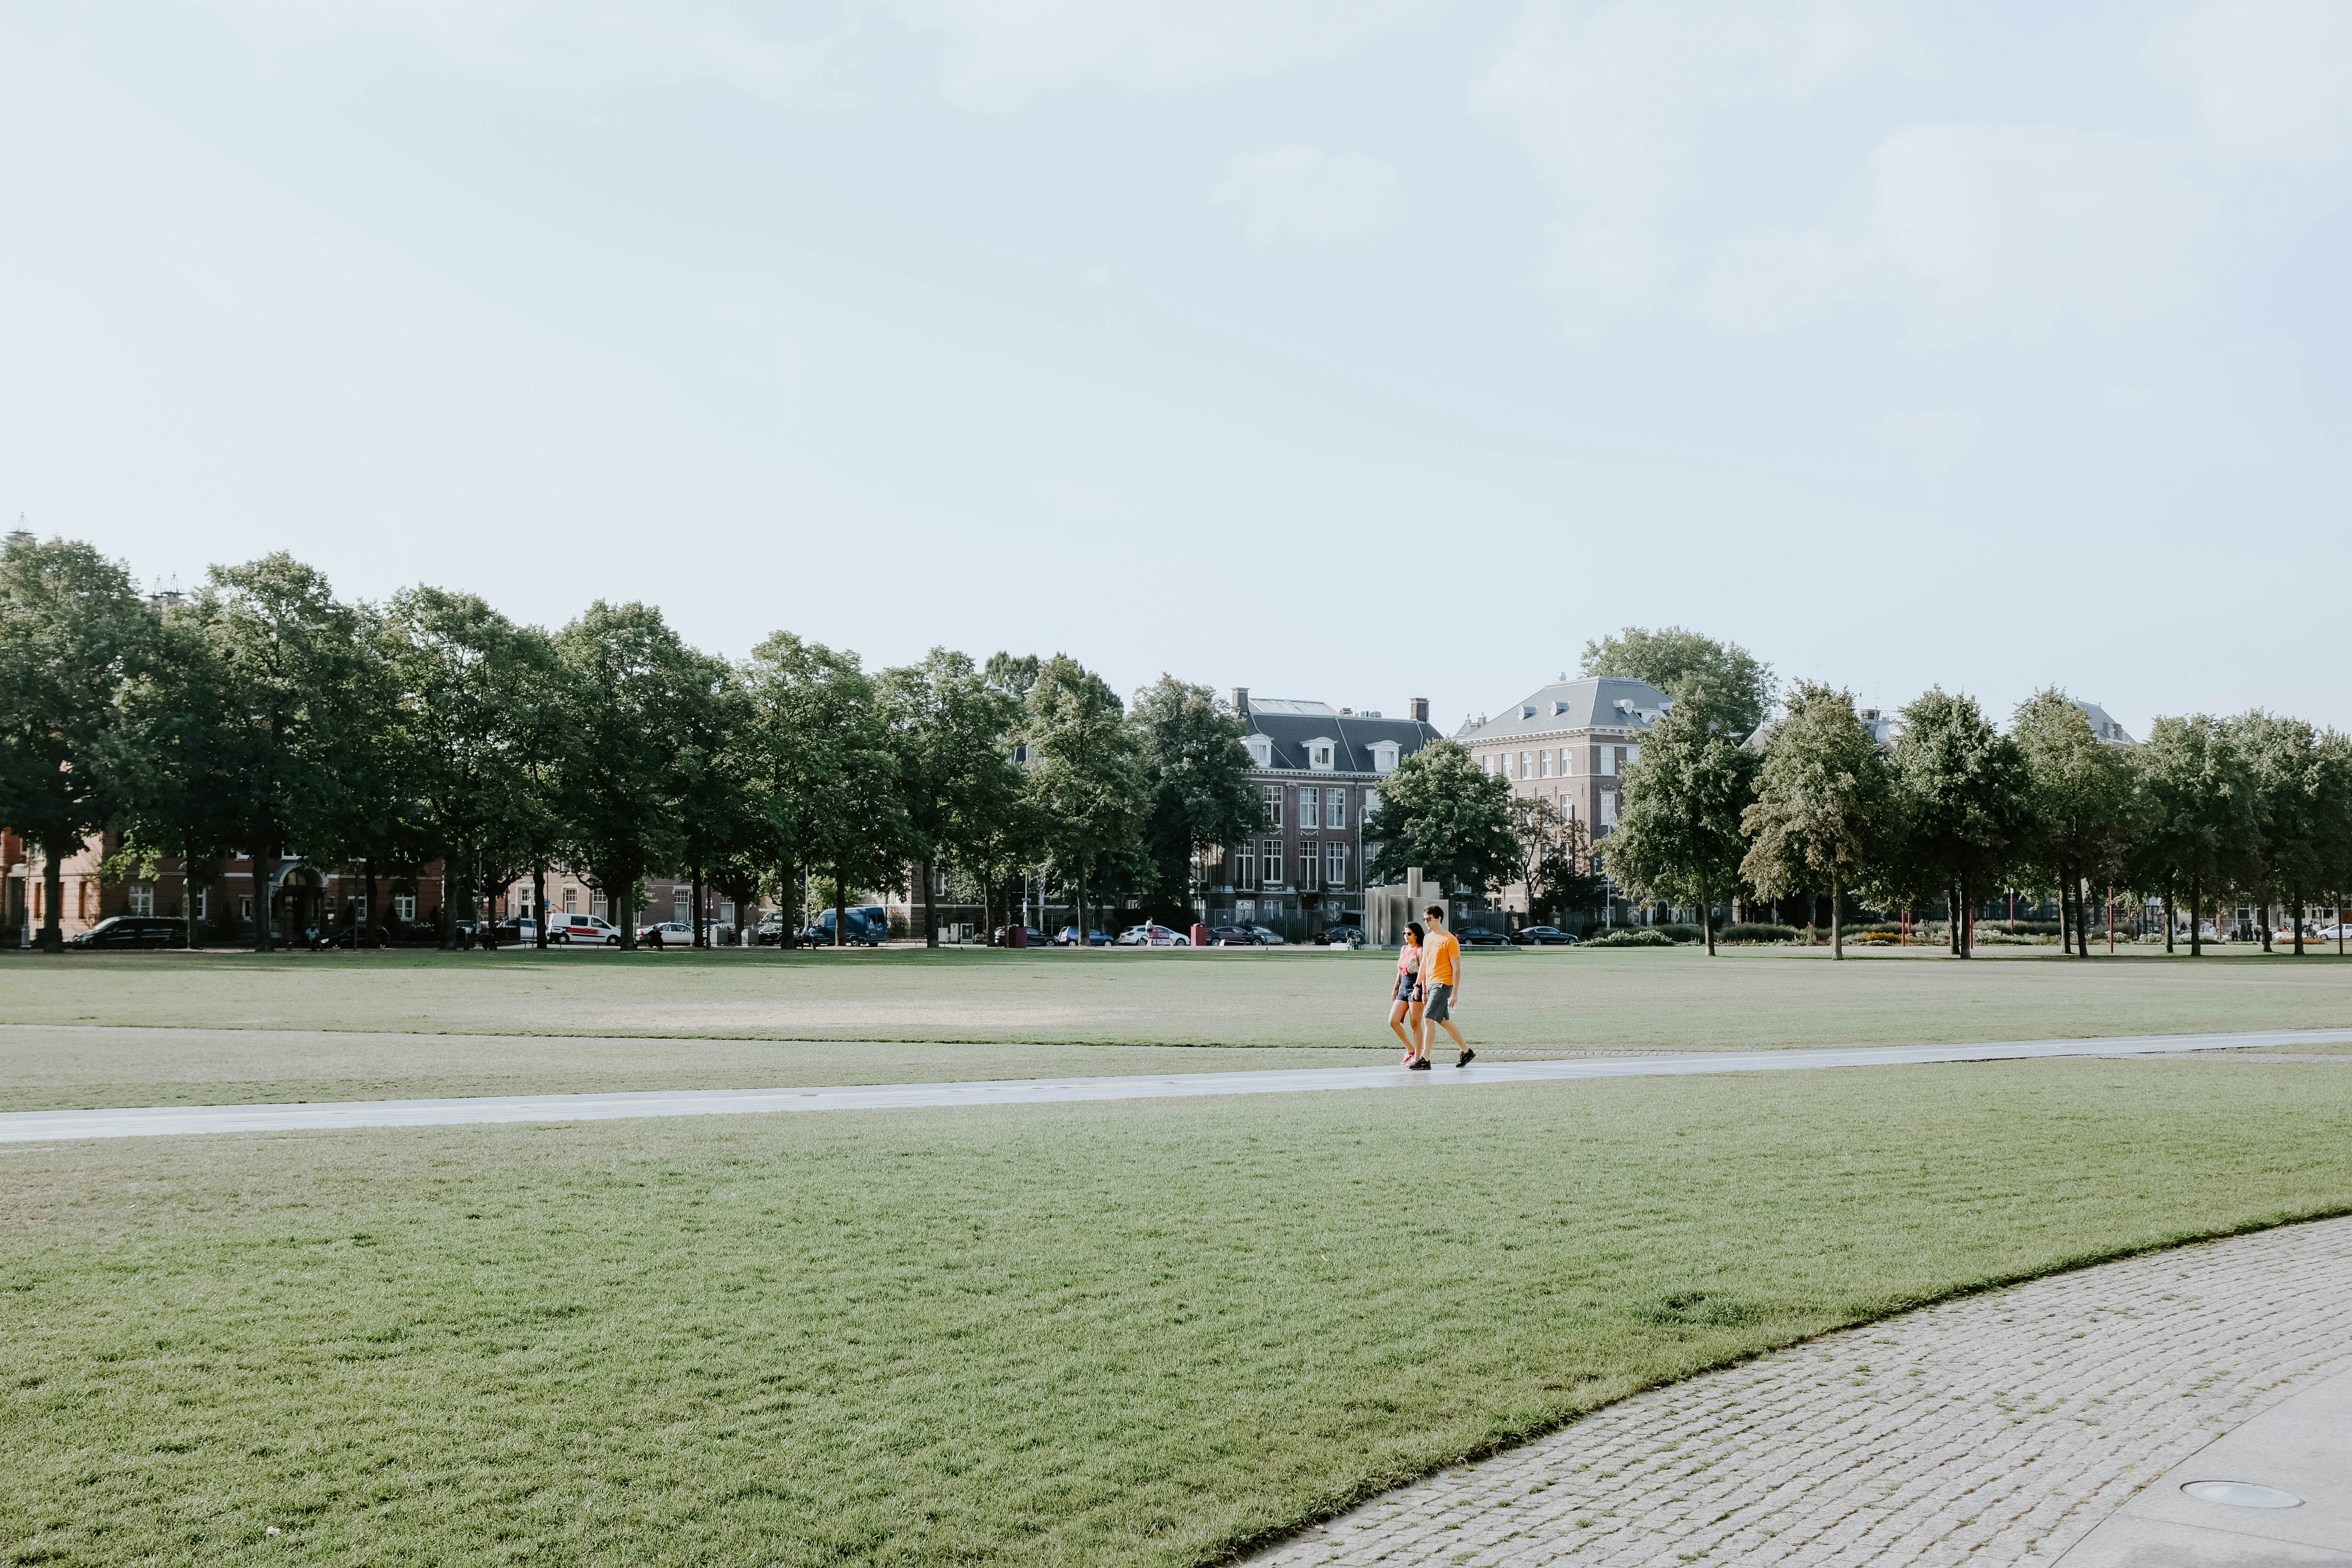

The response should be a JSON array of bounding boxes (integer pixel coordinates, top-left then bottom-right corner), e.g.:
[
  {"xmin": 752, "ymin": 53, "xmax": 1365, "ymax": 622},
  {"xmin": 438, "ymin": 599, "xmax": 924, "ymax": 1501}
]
[{"xmin": 1412, "ymin": 904, "xmax": 1474, "ymax": 1069}]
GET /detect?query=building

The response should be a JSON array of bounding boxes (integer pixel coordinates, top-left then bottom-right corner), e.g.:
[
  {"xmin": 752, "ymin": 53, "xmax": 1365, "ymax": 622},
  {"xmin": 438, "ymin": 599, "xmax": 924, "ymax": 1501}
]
[
  {"xmin": 1456, "ymin": 675, "xmax": 1673, "ymax": 839},
  {"xmin": 1200, "ymin": 691, "xmax": 1445, "ymax": 938}
]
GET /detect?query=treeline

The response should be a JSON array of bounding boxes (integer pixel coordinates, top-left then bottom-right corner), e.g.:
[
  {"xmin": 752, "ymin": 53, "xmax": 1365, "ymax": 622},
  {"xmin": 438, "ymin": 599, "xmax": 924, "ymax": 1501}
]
[
  {"xmin": 1604, "ymin": 679, "xmax": 2352, "ymax": 957},
  {"xmin": 0, "ymin": 539, "xmax": 1263, "ymax": 951}
]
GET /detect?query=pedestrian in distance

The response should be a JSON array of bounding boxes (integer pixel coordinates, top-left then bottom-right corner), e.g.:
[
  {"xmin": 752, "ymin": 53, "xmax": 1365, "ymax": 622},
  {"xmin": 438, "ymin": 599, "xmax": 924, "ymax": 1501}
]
[
  {"xmin": 1414, "ymin": 904, "xmax": 1472, "ymax": 1069},
  {"xmin": 1388, "ymin": 921, "xmax": 1426, "ymax": 1064}
]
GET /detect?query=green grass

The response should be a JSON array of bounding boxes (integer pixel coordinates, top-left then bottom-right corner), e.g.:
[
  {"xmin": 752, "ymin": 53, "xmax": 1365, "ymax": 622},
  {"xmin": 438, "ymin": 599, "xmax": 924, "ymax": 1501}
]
[
  {"xmin": 5, "ymin": 1057, "xmax": 2349, "ymax": 1566},
  {"xmin": 6, "ymin": 944, "xmax": 2351, "ymax": 1109}
]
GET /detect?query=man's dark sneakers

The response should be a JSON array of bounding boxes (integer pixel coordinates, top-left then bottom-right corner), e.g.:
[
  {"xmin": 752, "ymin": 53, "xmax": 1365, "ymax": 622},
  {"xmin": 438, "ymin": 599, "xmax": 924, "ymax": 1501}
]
[
  {"xmin": 1456, "ymin": 1048, "xmax": 1476, "ymax": 1068},
  {"xmin": 1408, "ymin": 1058, "xmax": 1432, "ymax": 1071}
]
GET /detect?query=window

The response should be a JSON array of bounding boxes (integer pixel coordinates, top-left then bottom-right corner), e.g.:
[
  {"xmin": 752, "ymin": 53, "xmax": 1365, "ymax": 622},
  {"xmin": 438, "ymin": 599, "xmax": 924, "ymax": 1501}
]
[
  {"xmin": 395, "ymin": 894, "xmax": 417, "ymax": 923},
  {"xmin": 1246, "ymin": 734, "xmax": 1273, "ymax": 768},
  {"xmin": 1299, "ymin": 839, "xmax": 1319, "ymax": 891},
  {"xmin": 1262, "ymin": 838, "xmax": 1283, "ymax": 886},
  {"xmin": 194, "ymin": 888, "xmax": 209, "ymax": 922},
  {"xmin": 1628, "ymin": 744, "xmax": 1642, "ymax": 765},
  {"xmin": 1325, "ymin": 787, "xmax": 1346, "ymax": 829},
  {"xmin": 1371, "ymin": 741, "xmax": 1398, "ymax": 773},
  {"xmin": 1601, "ymin": 748, "xmax": 1617, "ymax": 777},
  {"xmin": 563, "ymin": 886, "xmax": 579, "ymax": 914},
  {"xmin": 1311, "ymin": 742, "xmax": 1334, "ymax": 769},
  {"xmin": 1261, "ymin": 784, "xmax": 1283, "ymax": 828},
  {"xmin": 1519, "ymin": 751, "xmax": 1530, "ymax": 779},
  {"xmin": 1559, "ymin": 747, "xmax": 1571, "ymax": 775},
  {"xmin": 675, "ymin": 891, "xmax": 690, "ymax": 924},
  {"xmin": 1539, "ymin": 750, "xmax": 1551, "ymax": 779},
  {"xmin": 1236, "ymin": 841, "xmax": 1256, "ymax": 890},
  {"xmin": 515, "ymin": 886, "xmax": 533, "ymax": 915},
  {"xmin": 592, "ymin": 893, "xmax": 608, "ymax": 919},
  {"xmin": 240, "ymin": 896, "xmax": 254, "ymax": 920},
  {"xmin": 128, "ymin": 883, "xmax": 154, "ymax": 916},
  {"xmin": 721, "ymin": 900, "xmax": 736, "ymax": 927},
  {"xmin": 1300, "ymin": 789, "xmax": 1319, "ymax": 830},
  {"xmin": 1601, "ymin": 791, "xmax": 1618, "ymax": 826},
  {"xmin": 1326, "ymin": 842, "xmax": 1348, "ymax": 889}
]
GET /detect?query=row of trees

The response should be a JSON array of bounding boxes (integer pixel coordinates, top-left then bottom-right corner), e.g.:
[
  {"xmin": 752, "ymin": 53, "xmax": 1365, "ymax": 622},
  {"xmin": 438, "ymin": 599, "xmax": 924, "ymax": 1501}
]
[
  {"xmin": 1606, "ymin": 677, "xmax": 2352, "ymax": 958},
  {"xmin": 0, "ymin": 537, "xmax": 1264, "ymax": 952}
]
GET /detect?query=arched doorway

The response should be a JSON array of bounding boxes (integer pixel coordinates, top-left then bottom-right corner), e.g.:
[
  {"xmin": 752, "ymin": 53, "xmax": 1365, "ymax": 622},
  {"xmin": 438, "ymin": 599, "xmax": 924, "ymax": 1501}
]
[{"xmin": 273, "ymin": 867, "xmax": 324, "ymax": 944}]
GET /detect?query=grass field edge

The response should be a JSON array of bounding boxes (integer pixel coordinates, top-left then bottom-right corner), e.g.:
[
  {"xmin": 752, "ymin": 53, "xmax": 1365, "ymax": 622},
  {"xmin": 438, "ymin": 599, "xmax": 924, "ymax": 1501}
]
[{"xmin": 1196, "ymin": 1200, "xmax": 2352, "ymax": 1567}]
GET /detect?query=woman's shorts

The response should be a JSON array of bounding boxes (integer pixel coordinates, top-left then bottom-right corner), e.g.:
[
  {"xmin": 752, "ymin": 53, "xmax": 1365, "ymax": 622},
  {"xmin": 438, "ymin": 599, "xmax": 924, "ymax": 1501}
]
[{"xmin": 1393, "ymin": 975, "xmax": 1420, "ymax": 1003}]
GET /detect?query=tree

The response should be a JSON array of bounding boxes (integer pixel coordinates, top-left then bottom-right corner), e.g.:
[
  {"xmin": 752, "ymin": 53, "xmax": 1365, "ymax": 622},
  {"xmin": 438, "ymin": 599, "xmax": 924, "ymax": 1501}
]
[
  {"xmin": 379, "ymin": 587, "xmax": 564, "ymax": 950},
  {"xmin": 740, "ymin": 631, "xmax": 904, "ymax": 949},
  {"xmin": 550, "ymin": 601, "xmax": 707, "ymax": 951},
  {"xmin": 1129, "ymin": 676, "xmax": 1258, "ymax": 927},
  {"xmin": 2011, "ymin": 690, "xmax": 2135, "ymax": 958},
  {"xmin": 1739, "ymin": 682, "xmax": 1891, "ymax": 959},
  {"xmin": 1528, "ymin": 810, "xmax": 1605, "ymax": 928},
  {"xmin": 2129, "ymin": 715, "xmax": 2254, "ymax": 958},
  {"xmin": 879, "ymin": 648, "xmax": 1025, "ymax": 948},
  {"xmin": 671, "ymin": 666, "xmax": 755, "ymax": 949},
  {"xmin": 1605, "ymin": 684, "xmax": 1761, "ymax": 954},
  {"xmin": 1884, "ymin": 688, "xmax": 2029, "ymax": 959},
  {"xmin": 0, "ymin": 535, "xmax": 153, "ymax": 950},
  {"xmin": 2315, "ymin": 731, "xmax": 2352, "ymax": 957},
  {"xmin": 105, "ymin": 606, "xmax": 251, "ymax": 949},
  {"xmin": 180, "ymin": 555, "xmax": 377, "ymax": 953},
  {"xmin": 1363, "ymin": 740, "xmax": 1520, "ymax": 900},
  {"xmin": 1581, "ymin": 626, "xmax": 1775, "ymax": 740},
  {"xmin": 1022, "ymin": 655, "xmax": 1149, "ymax": 943},
  {"xmin": 2234, "ymin": 710, "xmax": 2327, "ymax": 956}
]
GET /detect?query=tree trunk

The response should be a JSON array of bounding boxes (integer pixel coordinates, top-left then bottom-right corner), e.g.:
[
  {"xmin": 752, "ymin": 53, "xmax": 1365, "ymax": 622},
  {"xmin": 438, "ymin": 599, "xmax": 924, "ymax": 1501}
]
[
  {"xmin": 533, "ymin": 865, "xmax": 547, "ymax": 949},
  {"xmin": 2189, "ymin": 881, "xmax": 2202, "ymax": 957},
  {"xmin": 2292, "ymin": 886, "xmax": 2305, "ymax": 956},
  {"xmin": 253, "ymin": 835, "xmax": 276, "ymax": 954},
  {"xmin": 692, "ymin": 864, "xmax": 706, "ymax": 949},
  {"xmin": 1947, "ymin": 885, "xmax": 1961, "ymax": 955},
  {"xmin": 1956, "ymin": 875, "xmax": 1971, "ymax": 958},
  {"xmin": 2163, "ymin": 884, "xmax": 2174, "ymax": 953},
  {"xmin": 2259, "ymin": 900, "xmax": 2273, "ymax": 952},
  {"xmin": 1830, "ymin": 873, "xmax": 1843, "ymax": 960},
  {"xmin": 833, "ymin": 868, "xmax": 848, "ymax": 948},
  {"xmin": 923, "ymin": 857, "xmax": 938, "ymax": 949},
  {"xmin": 38, "ymin": 840, "xmax": 65, "ymax": 953},
  {"xmin": 778, "ymin": 862, "xmax": 798, "ymax": 948},
  {"xmin": 442, "ymin": 852, "xmax": 465, "ymax": 951},
  {"xmin": 2057, "ymin": 876, "xmax": 2071, "ymax": 955},
  {"xmin": 183, "ymin": 853, "xmax": 202, "ymax": 951},
  {"xmin": 1074, "ymin": 868, "xmax": 1086, "ymax": 949},
  {"xmin": 1702, "ymin": 886, "xmax": 1716, "ymax": 956},
  {"xmin": 617, "ymin": 877, "xmax": 635, "ymax": 951}
]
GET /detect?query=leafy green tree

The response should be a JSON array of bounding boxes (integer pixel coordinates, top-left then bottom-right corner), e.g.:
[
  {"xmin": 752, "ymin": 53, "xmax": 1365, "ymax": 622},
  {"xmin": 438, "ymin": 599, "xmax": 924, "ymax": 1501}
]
[
  {"xmin": 1022, "ymin": 655, "xmax": 1149, "ymax": 943},
  {"xmin": 672, "ymin": 667, "xmax": 757, "ymax": 948},
  {"xmin": 550, "ymin": 601, "xmax": 709, "ymax": 951},
  {"xmin": 2233, "ymin": 710, "xmax": 2328, "ymax": 955},
  {"xmin": 1739, "ymin": 682, "xmax": 1891, "ymax": 959},
  {"xmin": 2011, "ymin": 690, "xmax": 2136, "ymax": 958},
  {"xmin": 1528, "ymin": 809, "xmax": 1605, "ymax": 927},
  {"xmin": 1581, "ymin": 626, "xmax": 1775, "ymax": 740},
  {"xmin": 1363, "ymin": 740, "xmax": 1520, "ymax": 900},
  {"xmin": 181, "ymin": 555, "xmax": 377, "ymax": 952},
  {"xmin": 1606, "ymin": 684, "xmax": 1762, "ymax": 954},
  {"xmin": 0, "ymin": 535, "xmax": 153, "ymax": 950},
  {"xmin": 2129, "ymin": 715, "xmax": 2255, "ymax": 957},
  {"xmin": 984, "ymin": 651, "xmax": 1041, "ymax": 702},
  {"xmin": 1884, "ymin": 688, "xmax": 2029, "ymax": 959},
  {"xmin": 740, "ymin": 631, "xmax": 905, "ymax": 948},
  {"xmin": 1128, "ymin": 676, "xmax": 1257, "ymax": 926},
  {"xmin": 880, "ymin": 649, "xmax": 1025, "ymax": 947},
  {"xmin": 2315, "ymin": 730, "xmax": 2352, "ymax": 956},
  {"xmin": 105, "ymin": 606, "xmax": 251, "ymax": 949},
  {"xmin": 379, "ymin": 587, "xmax": 565, "ymax": 949}
]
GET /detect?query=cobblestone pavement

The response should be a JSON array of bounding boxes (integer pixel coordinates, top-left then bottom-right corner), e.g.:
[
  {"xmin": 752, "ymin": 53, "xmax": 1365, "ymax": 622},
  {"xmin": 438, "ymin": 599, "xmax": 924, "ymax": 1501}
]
[{"xmin": 1245, "ymin": 1216, "xmax": 2352, "ymax": 1568}]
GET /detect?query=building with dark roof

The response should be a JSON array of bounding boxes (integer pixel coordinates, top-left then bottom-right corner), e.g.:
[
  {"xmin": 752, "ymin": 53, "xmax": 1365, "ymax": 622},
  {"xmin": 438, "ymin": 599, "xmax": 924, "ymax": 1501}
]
[{"xmin": 1201, "ymin": 690, "xmax": 1445, "ymax": 936}]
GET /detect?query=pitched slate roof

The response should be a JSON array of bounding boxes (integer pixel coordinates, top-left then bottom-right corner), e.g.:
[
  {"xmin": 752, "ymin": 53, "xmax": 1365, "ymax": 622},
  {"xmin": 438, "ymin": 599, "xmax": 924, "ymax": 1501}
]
[
  {"xmin": 1457, "ymin": 675, "xmax": 1673, "ymax": 744},
  {"xmin": 1241, "ymin": 701, "xmax": 1445, "ymax": 773},
  {"xmin": 2075, "ymin": 701, "xmax": 2136, "ymax": 746}
]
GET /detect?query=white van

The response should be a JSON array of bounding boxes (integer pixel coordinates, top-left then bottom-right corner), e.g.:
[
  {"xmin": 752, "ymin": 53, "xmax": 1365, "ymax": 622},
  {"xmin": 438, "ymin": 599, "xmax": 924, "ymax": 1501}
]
[{"xmin": 552, "ymin": 913, "xmax": 622, "ymax": 946}]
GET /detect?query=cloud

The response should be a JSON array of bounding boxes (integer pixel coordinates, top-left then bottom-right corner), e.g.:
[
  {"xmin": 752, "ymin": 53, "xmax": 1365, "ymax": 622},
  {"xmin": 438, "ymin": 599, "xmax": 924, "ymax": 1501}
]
[
  {"xmin": 1474, "ymin": 0, "xmax": 1909, "ymax": 331},
  {"xmin": 2146, "ymin": 0, "xmax": 2352, "ymax": 167},
  {"xmin": 1697, "ymin": 124, "xmax": 2216, "ymax": 344},
  {"xmin": 895, "ymin": 0, "xmax": 1435, "ymax": 108},
  {"xmin": 1872, "ymin": 408, "xmax": 1978, "ymax": 474},
  {"xmin": 1214, "ymin": 145, "xmax": 1400, "ymax": 247}
]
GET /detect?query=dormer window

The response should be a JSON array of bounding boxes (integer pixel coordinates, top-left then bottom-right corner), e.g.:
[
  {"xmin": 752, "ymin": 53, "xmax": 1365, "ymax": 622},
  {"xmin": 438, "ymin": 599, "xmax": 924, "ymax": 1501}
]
[
  {"xmin": 1521, "ymin": 705, "xmax": 1536, "ymax": 719},
  {"xmin": 1370, "ymin": 741, "xmax": 1399, "ymax": 774},
  {"xmin": 1553, "ymin": 701, "xmax": 1570, "ymax": 716},
  {"xmin": 1245, "ymin": 734, "xmax": 1273, "ymax": 769},
  {"xmin": 1307, "ymin": 737, "xmax": 1336, "ymax": 771}
]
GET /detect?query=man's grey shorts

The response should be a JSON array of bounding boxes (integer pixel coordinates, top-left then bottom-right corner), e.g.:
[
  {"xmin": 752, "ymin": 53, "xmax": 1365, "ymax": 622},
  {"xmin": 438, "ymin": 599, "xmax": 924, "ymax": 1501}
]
[{"xmin": 1424, "ymin": 982, "xmax": 1454, "ymax": 1023}]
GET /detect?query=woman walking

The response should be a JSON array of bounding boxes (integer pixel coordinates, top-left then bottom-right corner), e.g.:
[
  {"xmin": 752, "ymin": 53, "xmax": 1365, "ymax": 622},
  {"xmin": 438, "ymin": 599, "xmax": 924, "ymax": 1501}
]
[{"xmin": 1388, "ymin": 921, "xmax": 1426, "ymax": 1064}]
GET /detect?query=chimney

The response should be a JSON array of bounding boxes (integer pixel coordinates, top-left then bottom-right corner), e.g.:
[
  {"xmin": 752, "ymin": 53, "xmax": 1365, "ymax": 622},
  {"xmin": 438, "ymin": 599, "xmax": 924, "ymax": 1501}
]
[
  {"xmin": 1231, "ymin": 687, "xmax": 1250, "ymax": 716},
  {"xmin": 1409, "ymin": 696, "xmax": 1428, "ymax": 724}
]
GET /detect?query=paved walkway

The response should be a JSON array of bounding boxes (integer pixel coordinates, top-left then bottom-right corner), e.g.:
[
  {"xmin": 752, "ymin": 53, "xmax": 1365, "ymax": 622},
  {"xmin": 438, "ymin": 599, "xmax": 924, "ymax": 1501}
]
[
  {"xmin": 1246, "ymin": 1216, "xmax": 2352, "ymax": 1568},
  {"xmin": 4, "ymin": 1027, "xmax": 2347, "ymax": 1143}
]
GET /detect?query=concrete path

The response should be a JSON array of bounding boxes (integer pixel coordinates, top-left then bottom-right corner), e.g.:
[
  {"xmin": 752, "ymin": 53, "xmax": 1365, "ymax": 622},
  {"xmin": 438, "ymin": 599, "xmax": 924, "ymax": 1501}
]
[
  {"xmin": 1245, "ymin": 1216, "xmax": 2352, "ymax": 1568},
  {"xmin": 1, "ymin": 1027, "xmax": 2346, "ymax": 1143}
]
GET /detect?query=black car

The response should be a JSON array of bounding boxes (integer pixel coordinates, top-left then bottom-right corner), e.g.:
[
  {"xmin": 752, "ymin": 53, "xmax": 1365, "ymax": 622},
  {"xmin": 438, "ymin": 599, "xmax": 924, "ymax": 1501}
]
[
  {"xmin": 1512, "ymin": 926, "xmax": 1579, "ymax": 946},
  {"xmin": 67, "ymin": 916, "xmax": 185, "ymax": 949},
  {"xmin": 1458, "ymin": 928, "xmax": 1517, "ymax": 949},
  {"xmin": 1316, "ymin": 926, "xmax": 1365, "ymax": 947},
  {"xmin": 1207, "ymin": 926, "xmax": 1264, "ymax": 946}
]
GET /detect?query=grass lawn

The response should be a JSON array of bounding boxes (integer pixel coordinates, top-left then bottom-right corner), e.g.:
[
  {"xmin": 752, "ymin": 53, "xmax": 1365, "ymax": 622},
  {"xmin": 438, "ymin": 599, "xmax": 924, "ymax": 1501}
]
[{"xmin": 5, "ymin": 1056, "xmax": 2349, "ymax": 1566}]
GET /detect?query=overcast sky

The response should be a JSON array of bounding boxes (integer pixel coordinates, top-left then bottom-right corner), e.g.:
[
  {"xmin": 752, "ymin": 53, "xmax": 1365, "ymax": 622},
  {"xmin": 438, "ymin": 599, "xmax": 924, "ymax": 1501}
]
[{"xmin": 5, "ymin": 1, "xmax": 2350, "ymax": 737}]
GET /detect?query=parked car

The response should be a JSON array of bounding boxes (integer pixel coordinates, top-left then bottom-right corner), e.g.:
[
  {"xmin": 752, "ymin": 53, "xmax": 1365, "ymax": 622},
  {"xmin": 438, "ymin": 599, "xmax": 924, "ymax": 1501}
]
[
  {"xmin": 1246, "ymin": 925, "xmax": 1287, "ymax": 946},
  {"xmin": 636, "ymin": 920, "xmax": 694, "ymax": 948},
  {"xmin": 991, "ymin": 924, "xmax": 1047, "ymax": 947},
  {"xmin": 1459, "ymin": 928, "xmax": 1516, "ymax": 949},
  {"xmin": 1512, "ymin": 925, "xmax": 1579, "ymax": 946},
  {"xmin": 493, "ymin": 918, "xmax": 540, "ymax": 946},
  {"xmin": 1206, "ymin": 926, "xmax": 1261, "ymax": 946},
  {"xmin": 1056, "ymin": 926, "xmax": 1113, "ymax": 947},
  {"xmin": 1117, "ymin": 923, "xmax": 1191, "ymax": 947},
  {"xmin": 1315, "ymin": 926, "xmax": 1364, "ymax": 947},
  {"xmin": 67, "ymin": 916, "xmax": 186, "ymax": 949},
  {"xmin": 2308, "ymin": 924, "xmax": 2352, "ymax": 942},
  {"xmin": 804, "ymin": 907, "xmax": 886, "ymax": 947},
  {"xmin": 550, "ymin": 913, "xmax": 624, "ymax": 946}
]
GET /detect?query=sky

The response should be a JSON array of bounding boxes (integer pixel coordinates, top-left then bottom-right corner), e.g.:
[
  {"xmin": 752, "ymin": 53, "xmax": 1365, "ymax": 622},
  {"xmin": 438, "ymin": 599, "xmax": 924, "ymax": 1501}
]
[{"xmin": 4, "ymin": 0, "xmax": 2350, "ymax": 739}]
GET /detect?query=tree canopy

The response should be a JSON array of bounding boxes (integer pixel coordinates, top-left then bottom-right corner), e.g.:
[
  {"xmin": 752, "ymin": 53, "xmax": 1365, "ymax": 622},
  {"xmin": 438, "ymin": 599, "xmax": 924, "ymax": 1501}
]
[
  {"xmin": 1739, "ymin": 682, "xmax": 1890, "ymax": 958},
  {"xmin": 1363, "ymin": 740, "xmax": 1519, "ymax": 897},
  {"xmin": 1581, "ymin": 626, "xmax": 1775, "ymax": 740},
  {"xmin": 1605, "ymin": 684, "xmax": 1760, "ymax": 953}
]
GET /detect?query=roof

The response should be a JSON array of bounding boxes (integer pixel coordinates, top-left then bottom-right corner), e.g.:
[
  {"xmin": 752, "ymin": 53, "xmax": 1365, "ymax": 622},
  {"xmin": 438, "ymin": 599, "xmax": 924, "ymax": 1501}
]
[
  {"xmin": 1456, "ymin": 675, "xmax": 1674, "ymax": 744},
  {"xmin": 1241, "ymin": 701, "xmax": 1445, "ymax": 773},
  {"xmin": 2075, "ymin": 701, "xmax": 2136, "ymax": 746}
]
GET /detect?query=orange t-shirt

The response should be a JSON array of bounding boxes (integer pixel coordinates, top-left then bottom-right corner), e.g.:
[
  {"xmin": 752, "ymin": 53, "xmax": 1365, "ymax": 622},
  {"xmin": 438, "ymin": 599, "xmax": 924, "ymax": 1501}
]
[{"xmin": 1426, "ymin": 931, "xmax": 1461, "ymax": 987}]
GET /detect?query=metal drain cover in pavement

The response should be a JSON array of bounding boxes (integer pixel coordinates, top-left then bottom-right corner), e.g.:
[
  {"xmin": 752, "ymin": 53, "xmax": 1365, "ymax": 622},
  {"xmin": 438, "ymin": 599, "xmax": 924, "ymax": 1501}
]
[{"xmin": 2181, "ymin": 1481, "xmax": 2302, "ymax": 1508}]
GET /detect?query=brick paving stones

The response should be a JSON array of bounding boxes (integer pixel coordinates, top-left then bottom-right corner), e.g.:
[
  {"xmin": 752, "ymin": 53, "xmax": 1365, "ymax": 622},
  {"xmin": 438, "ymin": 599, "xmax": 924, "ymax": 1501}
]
[{"xmin": 1244, "ymin": 1216, "xmax": 2352, "ymax": 1568}]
